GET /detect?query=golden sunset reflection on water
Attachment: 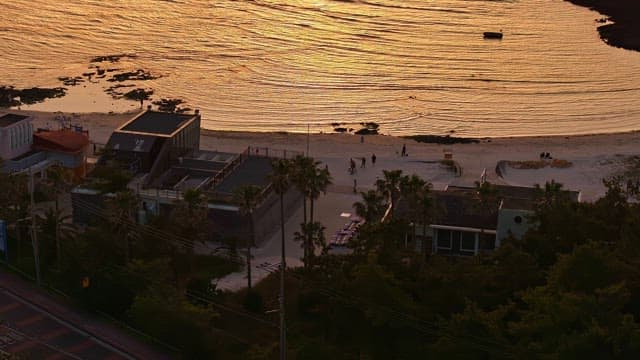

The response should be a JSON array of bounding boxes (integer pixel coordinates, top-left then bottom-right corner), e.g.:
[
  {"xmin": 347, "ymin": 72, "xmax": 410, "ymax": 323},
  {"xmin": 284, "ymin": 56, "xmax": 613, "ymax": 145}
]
[{"xmin": 1, "ymin": 0, "xmax": 639, "ymax": 136}]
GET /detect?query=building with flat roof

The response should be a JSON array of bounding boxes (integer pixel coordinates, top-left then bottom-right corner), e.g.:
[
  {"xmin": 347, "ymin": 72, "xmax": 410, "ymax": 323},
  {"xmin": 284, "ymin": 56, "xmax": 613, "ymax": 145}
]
[
  {"xmin": 0, "ymin": 113, "xmax": 33, "ymax": 161},
  {"xmin": 399, "ymin": 183, "xmax": 581, "ymax": 256},
  {"xmin": 73, "ymin": 110, "xmax": 302, "ymax": 244},
  {"xmin": 103, "ymin": 109, "xmax": 201, "ymax": 177},
  {"xmin": 33, "ymin": 129, "xmax": 90, "ymax": 179}
]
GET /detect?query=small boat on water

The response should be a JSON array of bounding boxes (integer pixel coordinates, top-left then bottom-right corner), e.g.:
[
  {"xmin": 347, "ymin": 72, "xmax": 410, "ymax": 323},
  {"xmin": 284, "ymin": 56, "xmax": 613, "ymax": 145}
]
[{"xmin": 483, "ymin": 31, "xmax": 503, "ymax": 39}]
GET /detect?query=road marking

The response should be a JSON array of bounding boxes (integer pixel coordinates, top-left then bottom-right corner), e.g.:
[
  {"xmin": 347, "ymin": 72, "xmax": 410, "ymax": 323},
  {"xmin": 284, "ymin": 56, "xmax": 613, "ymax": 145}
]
[
  {"xmin": 15, "ymin": 314, "xmax": 44, "ymax": 327},
  {"xmin": 0, "ymin": 302, "xmax": 21, "ymax": 313},
  {"xmin": 0, "ymin": 287, "xmax": 136, "ymax": 359}
]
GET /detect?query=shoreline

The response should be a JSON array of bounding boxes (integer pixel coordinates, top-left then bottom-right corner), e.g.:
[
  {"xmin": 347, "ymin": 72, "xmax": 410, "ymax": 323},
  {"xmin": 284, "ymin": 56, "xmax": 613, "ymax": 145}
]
[
  {"xmin": 6, "ymin": 108, "xmax": 640, "ymax": 144},
  {"xmin": 3, "ymin": 108, "xmax": 640, "ymax": 203}
]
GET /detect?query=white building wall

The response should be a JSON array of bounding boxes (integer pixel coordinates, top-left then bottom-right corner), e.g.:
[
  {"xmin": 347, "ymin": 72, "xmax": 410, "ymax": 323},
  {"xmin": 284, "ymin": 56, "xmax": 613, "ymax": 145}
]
[
  {"xmin": 0, "ymin": 117, "xmax": 33, "ymax": 160},
  {"xmin": 496, "ymin": 208, "xmax": 534, "ymax": 245}
]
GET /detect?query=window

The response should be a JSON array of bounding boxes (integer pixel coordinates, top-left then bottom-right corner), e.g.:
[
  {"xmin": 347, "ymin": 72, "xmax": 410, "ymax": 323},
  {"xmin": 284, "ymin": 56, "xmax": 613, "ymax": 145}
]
[
  {"xmin": 437, "ymin": 229, "xmax": 452, "ymax": 249},
  {"xmin": 479, "ymin": 233, "xmax": 495, "ymax": 250},
  {"xmin": 460, "ymin": 232, "xmax": 476, "ymax": 252}
]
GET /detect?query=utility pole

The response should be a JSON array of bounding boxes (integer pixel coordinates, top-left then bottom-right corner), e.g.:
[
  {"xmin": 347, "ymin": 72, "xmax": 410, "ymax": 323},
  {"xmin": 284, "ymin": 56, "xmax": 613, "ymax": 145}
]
[
  {"xmin": 280, "ymin": 237, "xmax": 286, "ymax": 360},
  {"xmin": 306, "ymin": 123, "xmax": 310, "ymax": 157},
  {"xmin": 29, "ymin": 168, "xmax": 41, "ymax": 286}
]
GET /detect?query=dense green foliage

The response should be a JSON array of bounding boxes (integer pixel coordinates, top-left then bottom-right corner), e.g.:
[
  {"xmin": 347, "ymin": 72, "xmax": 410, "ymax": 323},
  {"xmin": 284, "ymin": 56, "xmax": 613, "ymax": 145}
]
[
  {"xmin": 4, "ymin": 155, "xmax": 640, "ymax": 358},
  {"xmin": 264, "ymin": 177, "xmax": 640, "ymax": 359}
]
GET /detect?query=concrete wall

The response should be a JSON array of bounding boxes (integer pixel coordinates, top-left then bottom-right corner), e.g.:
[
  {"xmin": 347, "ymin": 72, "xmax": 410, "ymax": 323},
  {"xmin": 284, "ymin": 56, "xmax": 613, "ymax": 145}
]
[
  {"xmin": 0, "ymin": 119, "xmax": 33, "ymax": 160},
  {"xmin": 171, "ymin": 116, "xmax": 201, "ymax": 154},
  {"xmin": 496, "ymin": 209, "xmax": 533, "ymax": 245},
  {"xmin": 252, "ymin": 187, "xmax": 302, "ymax": 245},
  {"xmin": 215, "ymin": 187, "xmax": 303, "ymax": 246}
]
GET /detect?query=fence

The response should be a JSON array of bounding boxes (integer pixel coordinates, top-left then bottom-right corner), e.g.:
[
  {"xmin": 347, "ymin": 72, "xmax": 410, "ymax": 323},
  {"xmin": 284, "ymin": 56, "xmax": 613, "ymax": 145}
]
[{"xmin": 247, "ymin": 146, "xmax": 303, "ymax": 159}]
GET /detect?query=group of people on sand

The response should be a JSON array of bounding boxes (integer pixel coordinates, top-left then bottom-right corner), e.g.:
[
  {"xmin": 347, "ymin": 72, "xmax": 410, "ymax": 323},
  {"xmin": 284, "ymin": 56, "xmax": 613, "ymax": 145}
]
[
  {"xmin": 349, "ymin": 154, "xmax": 377, "ymax": 193},
  {"xmin": 349, "ymin": 153, "xmax": 377, "ymax": 175},
  {"xmin": 539, "ymin": 152, "xmax": 553, "ymax": 160}
]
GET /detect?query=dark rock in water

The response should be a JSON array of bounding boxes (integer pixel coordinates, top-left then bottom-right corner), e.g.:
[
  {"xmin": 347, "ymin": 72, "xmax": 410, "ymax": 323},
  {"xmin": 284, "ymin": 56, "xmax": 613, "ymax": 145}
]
[
  {"xmin": 354, "ymin": 121, "xmax": 380, "ymax": 135},
  {"xmin": 354, "ymin": 128, "xmax": 378, "ymax": 135},
  {"xmin": 108, "ymin": 69, "xmax": 159, "ymax": 82},
  {"xmin": 0, "ymin": 85, "xmax": 66, "ymax": 107},
  {"xmin": 404, "ymin": 134, "xmax": 479, "ymax": 144},
  {"xmin": 19, "ymin": 87, "xmax": 66, "ymax": 104},
  {"xmin": 0, "ymin": 86, "xmax": 20, "ymax": 107},
  {"xmin": 59, "ymin": 76, "xmax": 84, "ymax": 86},
  {"xmin": 90, "ymin": 54, "xmax": 138, "ymax": 63},
  {"xmin": 483, "ymin": 31, "xmax": 503, "ymax": 39},
  {"xmin": 123, "ymin": 88, "xmax": 154, "ymax": 102},
  {"xmin": 152, "ymin": 98, "xmax": 186, "ymax": 113},
  {"xmin": 105, "ymin": 84, "xmax": 136, "ymax": 99}
]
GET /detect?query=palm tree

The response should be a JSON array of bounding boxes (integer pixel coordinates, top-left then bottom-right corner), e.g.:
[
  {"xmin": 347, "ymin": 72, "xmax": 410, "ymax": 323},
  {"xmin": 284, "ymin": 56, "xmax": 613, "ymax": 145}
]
[
  {"xmin": 168, "ymin": 188, "xmax": 210, "ymax": 286},
  {"xmin": 233, "ymin": 185, "xmax": 262, "ymax": 289},
  {"xmin": 400, "ymin": 174, "xmax": 426, "ymax": 218},
  {"xmin": 535, "ymin": 179, "xmax": 566, "ymax": 209},
  {"xmin": 267, "ymin": 158, "xmax": 291, "ymax": 358},
  {"xmin": 37, "ymin": 207, "xmax": 77, "ymax": 268},
  {"xmin": 307, "ymin": 165, "xmax": 332, "ymax": 225},
  {"xmin": 415, "ymin": 184, "xmax": 434, "ymax": 254},
  {"xmin": 474, "ymin": 180, "xmax": 500, "ymax": 215},
  {"xmin": 306, "ymin": 165, "xmax": 332, "ymax": 265},
  {"xmin": 353, "ymin": 190, "xmax": 387, "ymax": 223},
  {"xmin": 290, "ymin": 155, "xmax": 317, "ymax": 226},
  {"xmin": 293, "ymin": 221, "xmax": 327, "ymax": 265},
  {"xmin": 175, "ymin": 188, "xmax": 210, "ymax": 244},
  {"xmin": 375, "ymin": 170, "xmax": 404, "ymax": 219},
  {"xmin": 45, "ymin": 165, "xmax": 72, "ymax": 264},
  {"xmin": 268, "ymin": 158, "xmax": 291, "ymax": 270},
  {"xmin": 106, "ymin": 189, "xmax": 140, "ymax": 263}
]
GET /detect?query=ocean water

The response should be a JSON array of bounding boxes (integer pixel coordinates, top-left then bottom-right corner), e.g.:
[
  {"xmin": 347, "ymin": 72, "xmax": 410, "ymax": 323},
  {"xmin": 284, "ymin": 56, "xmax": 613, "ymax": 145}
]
[{"xmin": 1, "ymin": 0, "xmax": 639, "ymax": 137}]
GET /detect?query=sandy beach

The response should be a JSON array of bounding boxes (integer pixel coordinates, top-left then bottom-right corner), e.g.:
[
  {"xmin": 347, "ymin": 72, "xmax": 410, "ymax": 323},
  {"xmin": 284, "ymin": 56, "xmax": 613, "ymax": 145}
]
[
  {"xmin": 9, "ymin": 109, "xmax": 640, "ymax": 202},
  {"xmin": 7, "ymin": 108, "xmax": 640, "ymax": 290}
]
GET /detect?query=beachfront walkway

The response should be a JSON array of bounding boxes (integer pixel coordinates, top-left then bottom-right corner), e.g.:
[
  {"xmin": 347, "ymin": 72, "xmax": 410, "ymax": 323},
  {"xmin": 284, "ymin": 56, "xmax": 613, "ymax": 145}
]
[{"xmin": 215, "ymin": 149, "xmax": 457, "ymax": 291}]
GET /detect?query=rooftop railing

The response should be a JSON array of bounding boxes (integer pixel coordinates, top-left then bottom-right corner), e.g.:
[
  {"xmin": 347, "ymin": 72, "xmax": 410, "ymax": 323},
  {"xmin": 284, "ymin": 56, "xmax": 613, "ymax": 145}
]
[{"xmin": 247, "ymin": 146, "xmax": 303, "ymax": 159}]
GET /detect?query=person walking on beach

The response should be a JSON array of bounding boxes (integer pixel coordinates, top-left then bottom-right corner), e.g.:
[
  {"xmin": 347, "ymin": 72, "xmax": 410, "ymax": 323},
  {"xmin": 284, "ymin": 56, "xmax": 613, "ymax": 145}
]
[
  {"xmin": 371, "ymin": 153, "xmax": 376, "ymax": 166},
  {"xmin": 349, "ymin": 158, "xmax": 356, "ymax": 174},
  {"xmin": 361, "ymin": 157, "xmax": 366, "ymax": 168},
  {"xmin": 401, "ymin": 144, "xmax": 407, "ymax": 157}
]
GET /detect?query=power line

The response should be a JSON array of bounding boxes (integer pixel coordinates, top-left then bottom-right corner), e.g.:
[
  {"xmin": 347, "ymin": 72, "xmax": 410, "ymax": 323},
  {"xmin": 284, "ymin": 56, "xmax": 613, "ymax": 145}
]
[
  {"xmin": 71, "ymin": 193, "xmax": 512, "ymax": 355},
  {"xmin": 97, "ymin": 259, "xmax": 278, "ymax": 329}
]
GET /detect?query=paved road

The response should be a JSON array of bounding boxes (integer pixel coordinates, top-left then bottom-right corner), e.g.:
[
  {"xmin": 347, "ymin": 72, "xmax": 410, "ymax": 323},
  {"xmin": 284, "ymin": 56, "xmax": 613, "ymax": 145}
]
[
  {"xmin": 0, "ymin": 270, "xmax": 173, "ymax": 360},
  {"xmin": 0, "ymin": 289, "xmax": 130, "ymax": 359}
]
